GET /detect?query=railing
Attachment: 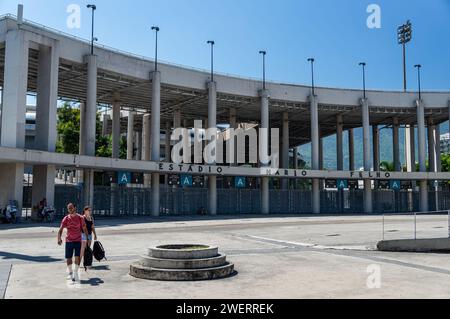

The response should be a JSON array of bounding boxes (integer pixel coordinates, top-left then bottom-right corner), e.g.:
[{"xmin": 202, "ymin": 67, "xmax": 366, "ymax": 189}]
[
  {"xmin": 50, "ymin": 185, "xmax": 450, "ymax": 218},
  {"xmin": 382, "ymin": 210, "xmax": 450, "ymax": 241}
]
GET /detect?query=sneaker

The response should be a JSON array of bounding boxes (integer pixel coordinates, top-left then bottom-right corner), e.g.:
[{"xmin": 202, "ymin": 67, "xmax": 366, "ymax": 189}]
[
  {"xmin": 66, "ymin": 273, "xmax": 73, "ymax": 281},
  {"xmin": 73, "ymin": 271, "xmax": 79, "ymax": 282}
]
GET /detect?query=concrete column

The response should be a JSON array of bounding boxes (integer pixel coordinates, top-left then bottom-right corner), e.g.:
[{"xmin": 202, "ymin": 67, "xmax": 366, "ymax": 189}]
[
  {"xmin": 84, "ymin": 55, "xmax": 97, "ymax": 158},
  {"xmin": 81, "ymin": 55, "xmax": 98, "ymax": 208},
  {"xmin": 310, "ymin": 94, "xmax": 320, "ymax": 214},
  {"xmin": 282, "ymin": 112, "xmax": 289, "ymax": 189},
  {"xmin": 349, "ymin": 129, "xmax": 355, "ymax": 171},
  {"xmin": 142, "ymin": 114, "xmax": 151, "ymax": 187},
  {"xmin": 101, "ymin": 113, "xmax": 109, "ymax": 136},
  {"xmin": 417, "ymin": 100, "xmax": 428, "ymax": 212},
  {"xmin": 405, "ymin": 125, "xmax": 415, "ymax": 172},
  {"xmin": 427, "ymin": 117, "xmax": 436, "ymax": 173},
  {"xmin": 393, "ymin": 117, "xmax": 401, "ymax": 172},
  {"xmin": 112, "ymin": 94, "xmax": 121, "ymax": 159},
  {"xmin": 0, "ymin": 29, "xmax": 29, "ymax": 210},
  {"xmin": 164, "ymin": 121, "xmax": 171, "ymax": 185},
  {"xmin": 229, "ymin": 108, "xmax": 237, "ymax": 166},
  {"xmin": 127, "ymin": 111, "xmax": 135, "ymax": 160},
  {"xmin": 361, "ymin": 98, "xmax": 373, "ymax": 213},
  {"xmin": 318, "ymin": 129, "xmax": 324, "ymax": 170},
  {"xmin": 32, "ymin": 43, "xmax": 60, "ymax": 208},
  {"xmin": 372, "ymin": 125, "xmax": 380, "ymax": 171},
  {"xmin": 165, "ymin": 121, "xmax": 171, "ymax": 162},
  {"xmin": 294, "ymin": 147, "xmax": 299, "ymax": 169},
  {"xmin": 207, "ymin": 81, "xmax": 217, "ymax": 215},
  {"xmin": 260, "ymin": 90, "xmax": 270, "ymax": 215},
  {"xmin": 183, "ymin": 119, "xmax": 191, "ymax": 163},
  {"xmin": 435, "ymin": 124, "xmax": 442, "ymax": 173},
  {"xmin": 77, "ymin": 101, "xmax": 86, "ymax": 185},
  {"xmin": 151, "ymin": 71, "xmax": 161, "ymax": 216},
  {"xmin": 336, "ymin": 115, "xmax": 344, "ymax": 171},
  {"xmin": 136, "ymin": 131, "xmax": 142, "ymax": 161},
  {"xmin": 435, "ymin": 124, "xmax": 441, "ymax": 210}
]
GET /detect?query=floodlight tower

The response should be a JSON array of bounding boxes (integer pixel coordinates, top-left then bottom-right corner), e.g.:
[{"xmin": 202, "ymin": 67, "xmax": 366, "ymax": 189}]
[{"xmin": 398, "ymin": 20, "xmax": 412, "ymax": 92}]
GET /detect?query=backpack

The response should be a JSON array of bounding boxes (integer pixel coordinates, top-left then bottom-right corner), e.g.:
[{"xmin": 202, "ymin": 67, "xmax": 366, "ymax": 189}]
[
  {"xmin": 83, "ymin": 246, "xmax": 93, "ymax": 270},
  {"xmin": 93, "ymin": 241, "xmax": 106, "ymax": 262}
]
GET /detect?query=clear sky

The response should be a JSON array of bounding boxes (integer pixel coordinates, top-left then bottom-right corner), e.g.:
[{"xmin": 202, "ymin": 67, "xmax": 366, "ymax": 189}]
[{"xmin": 1, "ymin": 0, "xmax": 450, "ymax": 91}]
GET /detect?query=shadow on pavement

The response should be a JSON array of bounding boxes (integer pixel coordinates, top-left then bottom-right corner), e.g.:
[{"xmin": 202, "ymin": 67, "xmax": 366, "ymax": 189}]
[
  {"xmin": 0, "ymin": 251, "xmax": 62, "ymax": 263},
  {"xmin": 81, "ymin": 278, "xmax": 104, "ymax": 286},
  {"xmin": 89, "ymin": 265, "xmax": 110, "ymax": 271}
]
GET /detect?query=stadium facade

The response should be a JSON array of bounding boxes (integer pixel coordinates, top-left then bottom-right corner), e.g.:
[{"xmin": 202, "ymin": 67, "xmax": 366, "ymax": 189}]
[{"xmin": 1, "ymin": 12, "xmax": 450, "ymax": 217}]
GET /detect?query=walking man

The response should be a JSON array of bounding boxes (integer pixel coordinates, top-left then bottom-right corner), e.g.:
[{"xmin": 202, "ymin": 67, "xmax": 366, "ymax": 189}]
[{"xmin": 57, "ymin": 203, "xmax": 89, "ymax": 282}]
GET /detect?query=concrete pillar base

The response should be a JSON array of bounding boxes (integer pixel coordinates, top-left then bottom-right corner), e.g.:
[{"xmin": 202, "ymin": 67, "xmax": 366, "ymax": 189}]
[
  {"xmin": 364, "ymin": 180, "xmax": 373, "ymax": 213},
  {"xmin": 83, "ymin": 169, "xmax": 94, "ymax": 209},
  {"xmin": 208, "ymin": 176, "xmax": 217, "ymax": 215},
  {"xmin": 152, "ymin": 173, "xmax": 160, "ymax": 217},
  {"xmin": 0, "ymin": 163, "xmax": 24, "ymax": 211},
  {"xmin": 312, "ymin": 179, "xmax": 320, "ymax": 214},
  {"xmin": 261, "ymin": 177, "xmax": 270, "ymax": 215},
  {"xmin": 31, "ymin": 165, "xmax": 55, "ymax": 208}
]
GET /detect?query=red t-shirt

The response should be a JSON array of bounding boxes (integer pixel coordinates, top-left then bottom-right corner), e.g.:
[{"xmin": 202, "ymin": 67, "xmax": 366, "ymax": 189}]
[{"xmin": 61, "ymin": 214, "xmax": 85, "ymax": 243}]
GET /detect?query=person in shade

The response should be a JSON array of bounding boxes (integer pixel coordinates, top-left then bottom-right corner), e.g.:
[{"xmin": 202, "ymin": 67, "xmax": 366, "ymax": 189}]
[
  {"xmin": 57, "ymin": 203, "xmax": 89, "ymax": 282},
  {"xmin": 80, "ymin": 206, "xmax": 98, "ymax": 266}
]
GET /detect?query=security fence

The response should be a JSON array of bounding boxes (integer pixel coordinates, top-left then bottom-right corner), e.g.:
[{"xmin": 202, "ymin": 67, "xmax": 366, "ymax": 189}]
[{"xmin": 52, "ymin": 185, "xmax": 450, "ymax": 217}]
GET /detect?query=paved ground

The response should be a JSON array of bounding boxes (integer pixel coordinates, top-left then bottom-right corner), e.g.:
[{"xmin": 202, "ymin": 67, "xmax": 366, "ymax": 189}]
[{"xmin": 0, "ymin": 214, "xmax": 449, "ymax": 299}]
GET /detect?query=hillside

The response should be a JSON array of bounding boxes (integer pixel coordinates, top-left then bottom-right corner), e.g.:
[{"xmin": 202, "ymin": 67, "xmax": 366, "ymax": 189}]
[{"xmin": 299, "ymin": 121, "xmax": 449, "ymax": 170}]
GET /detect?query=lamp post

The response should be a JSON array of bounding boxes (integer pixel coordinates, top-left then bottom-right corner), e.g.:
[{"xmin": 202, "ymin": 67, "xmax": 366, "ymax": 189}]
[
  {"xmin": 398, "ymin": 20, "xmax": 412, "ymax": 92},
  {"xmin": 151, "ymin": 26, "xmax": 160, "ymax": 71},
  {"xmin": 359, "ymin": 62, "xmax": 367, "ymax": 99},
  {"xmin": 86, "ymin": 4, "xmax": 96, "ymax": 55},
  {"xmin": 307, "ymin": 58, "xmax": 315, "ymax": 96},
  {"xmin": 259, "ymin": 50, "xmax": 266, "ymax": 90},
  {"xmin": 207, "ymin": 40, "xmax": 215, "ymax": 82}
]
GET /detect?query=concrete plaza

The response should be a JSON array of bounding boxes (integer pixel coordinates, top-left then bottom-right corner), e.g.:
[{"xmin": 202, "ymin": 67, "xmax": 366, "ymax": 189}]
[{"xmin": 1, "ymin": 214, "xmax": 449, "ymax": 299}]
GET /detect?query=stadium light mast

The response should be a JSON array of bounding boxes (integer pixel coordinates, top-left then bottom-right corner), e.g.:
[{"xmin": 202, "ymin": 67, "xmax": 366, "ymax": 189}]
[
  {"xmin": 307, "ymin": 58, "xmax": 315, "ymax": 96},
  {"xmin": 259, "ymin": 50, "xmax": 266, "ymax": 90},
  {"xmin": 398, "ymin": 20, "xmax": 412, "ymax": 92},
  {"xmin": 414, "ymin": 64, "xmax": 422, "ymax": 101},
  {"xmin": 87, "ymin": 4, "xmax": 97, "ymax": 55},
  {"xmin": 151, "ymin": 26, "xmax": 160, "ymax": 71},
  {"xmin": 207, "ymin": 40, "xmax": 215, "ymax": 82},
  {"xmin": 359, "ymin": 62, "xmax": 367, "ymax": 99}
]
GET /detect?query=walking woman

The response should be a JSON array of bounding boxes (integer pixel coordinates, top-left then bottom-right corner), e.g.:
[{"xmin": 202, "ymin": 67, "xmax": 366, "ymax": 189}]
[{"xmin": 80, "ymin": 206, "xmax": 97, "ymax": 266}]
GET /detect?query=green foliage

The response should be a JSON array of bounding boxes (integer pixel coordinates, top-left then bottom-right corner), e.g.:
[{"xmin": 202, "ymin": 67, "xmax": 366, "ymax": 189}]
[
  {"xmin": 441, "ymin": 153, "xmax": 450, "ymax": 172},
  {"xmin": 379, "ymin": 161, "xmax": 394, "ymax": 172},
  {"xmin": 56, "ymin": 103, "xmax": 127, "ymax": 159},
  {"xmin": 56, "ymin": 103, "xmax": 80, "ymax": 154}
]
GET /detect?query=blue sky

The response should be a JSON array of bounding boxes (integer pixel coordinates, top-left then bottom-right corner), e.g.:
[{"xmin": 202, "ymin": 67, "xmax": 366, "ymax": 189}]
[{"xmin": 1, "ymin": 0, "xmax": 450, "ymax": 91}]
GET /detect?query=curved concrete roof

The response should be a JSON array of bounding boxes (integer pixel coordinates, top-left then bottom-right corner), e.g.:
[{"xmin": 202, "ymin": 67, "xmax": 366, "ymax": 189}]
[{"xmin": 1, "ymin": 15, "xmax": 449, "ymax": 147}]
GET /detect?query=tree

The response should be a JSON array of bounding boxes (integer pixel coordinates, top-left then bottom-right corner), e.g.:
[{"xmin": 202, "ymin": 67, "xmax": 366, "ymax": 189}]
[
  {"xmin": 56, "ymin": 103, "xmax": 80, "ymax": 154},
  {"xmin": 379, "ymin": 161, "xmax": 394, "ymax": 172},
  {"xmin": 56, "ymin": 103, "xmax": 128, "ymax": 159},
  {"xmin": 441, "ymin": 154, "xmax": 450, "ymax": 172}
]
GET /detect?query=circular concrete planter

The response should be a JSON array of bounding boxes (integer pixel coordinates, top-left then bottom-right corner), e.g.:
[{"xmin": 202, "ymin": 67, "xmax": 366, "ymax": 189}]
[
  {"xmin": 130, "ymin": 262, "xmax": 235, "ymax": 281},
  {"xmin": 130, "ymin": 244, "xmax": 235, "ymax": 281},
  {"xmin": 138, "ymin": 254, "xmax": 227, "ymax": 270},
  {"xmin": 149, "ymin": 245, "xmax": 219, "ymax": 260}
]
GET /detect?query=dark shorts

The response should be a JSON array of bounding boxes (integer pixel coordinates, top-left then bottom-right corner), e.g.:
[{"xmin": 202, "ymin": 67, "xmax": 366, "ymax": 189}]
[{"xmin": 65, "ymin": 242, "xmax": 82, "ymax": 259}]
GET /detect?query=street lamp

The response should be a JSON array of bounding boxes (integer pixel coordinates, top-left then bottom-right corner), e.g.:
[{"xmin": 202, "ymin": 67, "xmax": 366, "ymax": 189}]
[
  {"xmin": 207, "ymin": 40, "xmax": 215, "ymax": 82},
  {"xmin": 414, "ymin": 64, "xmax": 422, "ymax": 101},
  {"xmin": 259, "ymin": 50, "xmax": 266, "ymax": 90},
  {"xmin": 86, "ymin": 4, "xmax": 97, "ymax": 55},
  {"xmin": 307, "ymin": 58, "xmax": 315, "ymax": 96},
  {"xmin": 398, "ymin": 20, "xmax": 412, "ymax": 92},
  {"xmin": 151, "ymin": 26, "xmax": 160, "ymax": 71},
  {"xmin": 359, "ymin": 62, "xmax": 367, "ymax": 99}
]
